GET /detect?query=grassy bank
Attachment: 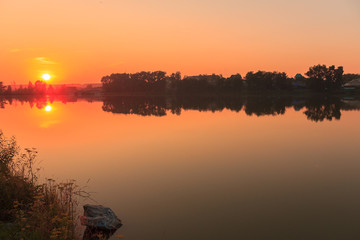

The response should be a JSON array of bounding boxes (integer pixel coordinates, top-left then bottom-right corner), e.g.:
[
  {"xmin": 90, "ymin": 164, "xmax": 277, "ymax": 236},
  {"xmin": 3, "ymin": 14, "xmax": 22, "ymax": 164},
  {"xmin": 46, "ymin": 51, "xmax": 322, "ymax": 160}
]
[{"xmin": 0, "ymin": 131, "xmax": 80, "ymax": 240}]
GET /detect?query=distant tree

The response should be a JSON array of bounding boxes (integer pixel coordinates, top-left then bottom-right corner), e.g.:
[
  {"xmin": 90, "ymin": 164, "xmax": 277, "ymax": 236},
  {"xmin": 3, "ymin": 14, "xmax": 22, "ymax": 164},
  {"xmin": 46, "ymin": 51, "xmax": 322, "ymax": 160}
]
[
  {"xmin": 149, "ymin": 71, "xmax": 167, "ymax": 92},
  {"xmin": 177, "ymin": 76, "xmax": 207, "ymax": 93},
  {"xmin": 272, "ymin": 72, "xmax": 292, "ymax": 90},
  {"xmin": 246, "ymin": 71, "xmax": 271, "ymax": 90},
  {"xmin": 246, "ymin": 71, "xmax": 291, "ymax": 91},
  {"xmin": 166, "ymin": 72, "xmax": 181, "ymax": 91},
  {"xmin": 28, "ymin": 81, "xmax": 34, "ymax": 92},
  {"xmin": 5, "ymin": 85, "xmax": 12, "ymax": 95},
  {"xmin": 102, "ymin": 71, "xmax": 170, "ymax": 93},
  {"xmin": 0, "ymin": 82, "xmax": 5, "ymax": 95},
  {"xmin": 326, "ymin": 65, "xmax": 344, "ymax": 89},
  {"xmin": 305, "ymin": 64, "xmax": 343, "ymax": 91},
  {"xmin": 171, "ymin": 72, "xmax": 182, "ymax": 81},
  {"xmin": 342, "ymin": 73, "xmax": 360, "ymax": 84},
  {"xmin": 101, "ymin": 73, "xmax": 131, "ymax": 92},
  {"xmin": 305, "ymin": 65, "xmax": 327, "ymax": 90},
  {"xmin": 17, "ymin": 85, "xmax": 24, "ymax": 95},
  {"xmin": 225, "ymin": 74, "xmax": 243, "ymax": 91},
  {"xmin": 177, "ymin": 74, "xmax": 225, "ymax": 93},
  {"xmin": 47, "ymin": 85, "xmax": 54, "ymax": 95},
  {"xmin": 34, "ymin": 80, "xmax": 47, "ymax": 95}
]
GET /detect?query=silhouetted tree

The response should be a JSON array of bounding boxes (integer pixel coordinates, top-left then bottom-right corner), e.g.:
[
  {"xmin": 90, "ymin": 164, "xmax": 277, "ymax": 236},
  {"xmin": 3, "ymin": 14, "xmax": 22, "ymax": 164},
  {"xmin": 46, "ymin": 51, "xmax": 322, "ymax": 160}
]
[
  {"xmin": 246, "ymin": 71, "xmax": 292, "ymax": 91},
  {"xmin": 0, "ymin": 82, "xmax": 5, "ymax": 95},
  {"xmin": 342, "ymin": 73, "xmax": 360, "ymax": 84},
  {"xmin": 101, "ymin": 71, "xmax": 169, "ymax": 93},
  {"xmin": 177, "ymin": 74, "xmax": 226, "ymax": 93},
  {"xmin": 225, "ymin": 74, "xmax": 243, "ymax": 92},
  {"xmin": 305, "ymin": 64, "xmax": 343, "ymax": 91},
  {"xmin": 34, "ymin": 80, "xmax": 47, "ymax": 95},
  {"xmin": 28, "ymin": 81, "xmax": 34, "ymax": 94},
  {"xmin": 166, "ymin": 72, "xmax": 181, "ymax": 91},
  {"xmin": 47, "ymin": 85, "xmax": 54, "ymax": 95},
  {"xmin": 5, "ymin": 86, "xmax": 12, "ymax": 95}
]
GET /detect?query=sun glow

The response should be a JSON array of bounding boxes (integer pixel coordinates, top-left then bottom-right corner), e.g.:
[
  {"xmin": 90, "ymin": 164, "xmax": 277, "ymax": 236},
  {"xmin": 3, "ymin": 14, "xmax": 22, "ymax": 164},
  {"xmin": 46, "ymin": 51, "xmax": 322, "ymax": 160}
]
[
  {"xmin": 41, "ymin": 73, "xmax": 51, "ymax": 81},
  {"xmin": 44, "ymin": 105, "xmax": 52, "ymax": 112}
]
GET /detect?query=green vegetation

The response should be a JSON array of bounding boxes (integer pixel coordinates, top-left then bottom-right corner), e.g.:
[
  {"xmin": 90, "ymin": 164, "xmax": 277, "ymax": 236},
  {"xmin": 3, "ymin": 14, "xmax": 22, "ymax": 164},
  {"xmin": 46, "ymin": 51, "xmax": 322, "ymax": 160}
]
[{"xmin": 0, "ymin": 131, "xmax": 79, "ymax": 240}]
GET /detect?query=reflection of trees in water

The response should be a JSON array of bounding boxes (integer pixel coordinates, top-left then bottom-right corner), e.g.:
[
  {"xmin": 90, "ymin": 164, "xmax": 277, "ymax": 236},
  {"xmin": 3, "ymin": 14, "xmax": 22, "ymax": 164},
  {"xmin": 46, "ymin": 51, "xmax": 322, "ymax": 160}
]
[
  {"xmin": 244, "ymin": 96, "xmax": 293, "ymax": 116},
  {"xmin": 6, "ymin": 95, "xmax": 48, "ymax": 109},
  {"xmin": 2, "ymin": 95, "xmax": 94, "ymax": 110},
  {"xmin": 0, "ymin": 98, "xmax": 6, "ymax": 108},
  {"xmin": 2, "ymin": 94, "xmax": 360, "ymax": 122},
  {"xmin": 102, "ymin": 96, "xmax": 167, "ymax": 116},
  {"xmin": 101, "ymin": 95, "xmax": 244, "ymax": 116},
  {"xmin": 101, "ymin": 96, "xmax": 244, "ymax": 116},
  {"xmin": 303, "ymin": 97, "xmax": 341, "ymax": 122},
  {"xmin": 101, "ymin": 95, "xmax": 289, "ymax": 117},
  {"xmin": 173, "ymin": 95, "xmax": 243, "ymax": 113},
  {"xmin": 101, "ymin": 95, "xmax": 351, "ymax": 122}
]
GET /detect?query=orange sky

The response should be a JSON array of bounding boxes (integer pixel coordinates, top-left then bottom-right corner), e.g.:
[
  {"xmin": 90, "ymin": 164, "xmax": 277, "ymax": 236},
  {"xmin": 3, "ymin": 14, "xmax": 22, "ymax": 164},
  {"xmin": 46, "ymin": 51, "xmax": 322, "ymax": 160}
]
[{"xmin": 1, "ymin": 0, "xmax": 359, "ymax": 84}]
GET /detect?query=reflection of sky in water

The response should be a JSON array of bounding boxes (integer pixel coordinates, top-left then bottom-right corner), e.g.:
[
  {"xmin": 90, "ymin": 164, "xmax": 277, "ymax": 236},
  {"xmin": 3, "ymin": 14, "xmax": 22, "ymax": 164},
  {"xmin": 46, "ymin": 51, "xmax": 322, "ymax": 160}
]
[
  {"xmin": 1, "ymin": 100, "xmax": 360, "ymax": 240},
  {"xmin": 40, "ymin": 120, "xmax": 59, "ymax": 128}
]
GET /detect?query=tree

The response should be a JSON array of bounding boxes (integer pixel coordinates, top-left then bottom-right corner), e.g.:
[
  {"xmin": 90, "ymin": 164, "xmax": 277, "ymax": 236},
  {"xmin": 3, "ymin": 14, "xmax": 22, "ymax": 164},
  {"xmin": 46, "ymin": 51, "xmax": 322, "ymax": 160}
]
[
  {"xmin": 5, "ymin": 85, "xmax": 12, "ymax": 95},
  {"xmin": 0, "ymin": 82, "xmax": 5, "ymax": 95},
  {"xmin": 305, "ymin": 64, "xmax": 343, "ymax": 91},
  {"xmin": 225, "ymin": 74, "xmax": 243, "ymax": 91},
  {"xmin": 34, "ymin": 80, "xmax": 47, "ymax": 95},
  {"xmin": 47, "ymin": 85, "xmax": 54, "ymax": 95},
  {"xmin": 246, "ymin": 71, "xmax": 270, "ymax": 90},
  {"xmin": 245, "ymin": 71, "xmax": 291, "ymax": 91},
  {"xmin": 343, "ymin": 73, "xmax": 360, "ymax": 84}
]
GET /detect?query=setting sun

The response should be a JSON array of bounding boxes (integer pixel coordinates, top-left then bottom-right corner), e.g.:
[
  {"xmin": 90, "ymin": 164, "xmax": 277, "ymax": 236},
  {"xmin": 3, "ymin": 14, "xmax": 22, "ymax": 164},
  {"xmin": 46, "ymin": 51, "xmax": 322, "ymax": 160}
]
[
  {"xmin": 42, "ymin": 73, "xmax": 51, "ymax": 81},
  {"xmin": 44, "ymin": 105, "xmax": 52, "ymax": 112}
]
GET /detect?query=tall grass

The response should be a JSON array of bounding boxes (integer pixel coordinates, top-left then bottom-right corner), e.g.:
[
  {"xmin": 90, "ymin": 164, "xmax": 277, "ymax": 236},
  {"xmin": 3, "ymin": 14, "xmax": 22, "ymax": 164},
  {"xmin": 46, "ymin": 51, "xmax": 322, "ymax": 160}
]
[{"xmin": 0, "ymin": 131, "xmax": 83, "ymax": 240}]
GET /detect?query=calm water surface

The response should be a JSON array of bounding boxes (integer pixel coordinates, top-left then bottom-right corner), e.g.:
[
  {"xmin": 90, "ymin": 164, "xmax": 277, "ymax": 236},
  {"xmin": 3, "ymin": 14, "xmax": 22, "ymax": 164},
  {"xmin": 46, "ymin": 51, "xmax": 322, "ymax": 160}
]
[{"xmin": 1, "ymin": 97, "xmax": 360, "ymax": 239}]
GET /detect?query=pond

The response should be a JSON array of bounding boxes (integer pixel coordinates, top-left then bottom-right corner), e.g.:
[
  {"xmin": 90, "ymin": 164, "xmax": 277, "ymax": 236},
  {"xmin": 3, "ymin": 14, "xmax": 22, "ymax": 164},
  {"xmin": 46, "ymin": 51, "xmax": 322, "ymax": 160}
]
[{"xmin": 1, "ymin": 95, "xmax": 360, "ymax": 240}]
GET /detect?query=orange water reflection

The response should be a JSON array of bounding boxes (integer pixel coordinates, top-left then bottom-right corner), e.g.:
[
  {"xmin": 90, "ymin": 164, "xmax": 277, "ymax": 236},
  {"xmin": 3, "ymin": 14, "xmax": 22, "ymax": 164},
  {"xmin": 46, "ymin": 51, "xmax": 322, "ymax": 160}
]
[{"xmin": 1, "ymin": 99, "xmax": 360, "ymax": 239}]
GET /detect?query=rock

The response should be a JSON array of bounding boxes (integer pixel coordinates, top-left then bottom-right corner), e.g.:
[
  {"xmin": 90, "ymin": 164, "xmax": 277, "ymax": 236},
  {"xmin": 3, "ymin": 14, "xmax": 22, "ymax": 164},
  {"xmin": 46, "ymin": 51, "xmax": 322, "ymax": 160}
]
[
  {"xmin": 81, "ymin": 204, "xmax": 123, "ymax": 240},
  {"xmin": 80, "ymin": 204, "xmax": 122, "ymax": 230}
]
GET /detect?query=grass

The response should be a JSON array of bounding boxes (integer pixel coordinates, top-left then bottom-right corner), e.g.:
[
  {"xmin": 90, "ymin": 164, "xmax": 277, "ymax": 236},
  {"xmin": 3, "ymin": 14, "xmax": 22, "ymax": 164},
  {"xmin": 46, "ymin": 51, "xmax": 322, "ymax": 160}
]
[{"xmin": 0, "ymin": 131, "xmax": 82, "ymax": 240}]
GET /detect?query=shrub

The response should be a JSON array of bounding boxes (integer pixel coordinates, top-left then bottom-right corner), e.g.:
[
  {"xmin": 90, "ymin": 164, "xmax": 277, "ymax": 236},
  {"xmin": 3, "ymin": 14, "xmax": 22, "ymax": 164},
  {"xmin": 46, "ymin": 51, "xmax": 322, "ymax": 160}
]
[{"xmin": 0, "ymin": 131, "xmax": 81, "ymax": 240}]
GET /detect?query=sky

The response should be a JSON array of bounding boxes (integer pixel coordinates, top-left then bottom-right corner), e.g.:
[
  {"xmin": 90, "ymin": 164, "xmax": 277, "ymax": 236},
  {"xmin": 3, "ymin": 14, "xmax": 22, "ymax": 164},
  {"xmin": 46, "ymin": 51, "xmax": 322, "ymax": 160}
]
[{"xmin": 0, "ymin": 0, "xmax": 359, "ymax": 84}]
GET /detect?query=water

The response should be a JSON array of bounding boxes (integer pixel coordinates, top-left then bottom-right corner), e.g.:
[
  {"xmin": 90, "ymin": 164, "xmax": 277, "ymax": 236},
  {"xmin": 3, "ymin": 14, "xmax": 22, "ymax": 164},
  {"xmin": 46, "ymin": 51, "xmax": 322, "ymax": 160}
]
[{"xmin": 1, "ymin": 95, "xmax": 360, "ymax": 239}]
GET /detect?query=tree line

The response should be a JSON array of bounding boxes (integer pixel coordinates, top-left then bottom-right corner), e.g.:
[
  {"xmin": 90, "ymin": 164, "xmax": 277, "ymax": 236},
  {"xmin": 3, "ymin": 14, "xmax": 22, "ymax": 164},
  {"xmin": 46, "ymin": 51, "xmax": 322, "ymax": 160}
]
[
  {"xmin": 101, "ymin": 64, "xmax": 357, "ymax": 94},
  {"xmin": 1, "ymin": 64, "xmax": 359, "ymax": 97},
  {"xmin": 0, "ymin": 81, "xmax": 92, "ymax": 96}
]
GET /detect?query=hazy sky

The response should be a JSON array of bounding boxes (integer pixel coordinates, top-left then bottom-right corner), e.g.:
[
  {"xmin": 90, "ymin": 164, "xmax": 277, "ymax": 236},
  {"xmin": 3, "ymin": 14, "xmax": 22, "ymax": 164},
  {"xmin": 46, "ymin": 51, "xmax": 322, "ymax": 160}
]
[{"xmin": 1, "ymin": 0, "xmax": 359, "ymax": 84}]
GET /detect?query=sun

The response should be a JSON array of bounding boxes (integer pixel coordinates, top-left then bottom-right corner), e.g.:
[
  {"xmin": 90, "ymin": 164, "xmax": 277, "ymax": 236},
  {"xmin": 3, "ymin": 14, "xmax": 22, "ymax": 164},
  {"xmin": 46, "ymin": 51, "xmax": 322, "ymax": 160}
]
[
  {"xmin": 44, "ymin": 105, "xmax": 52, "ymax": 112},
  {"xmin": 41, "ymin": 73, "xmax": 51, "ymax": 81}
]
